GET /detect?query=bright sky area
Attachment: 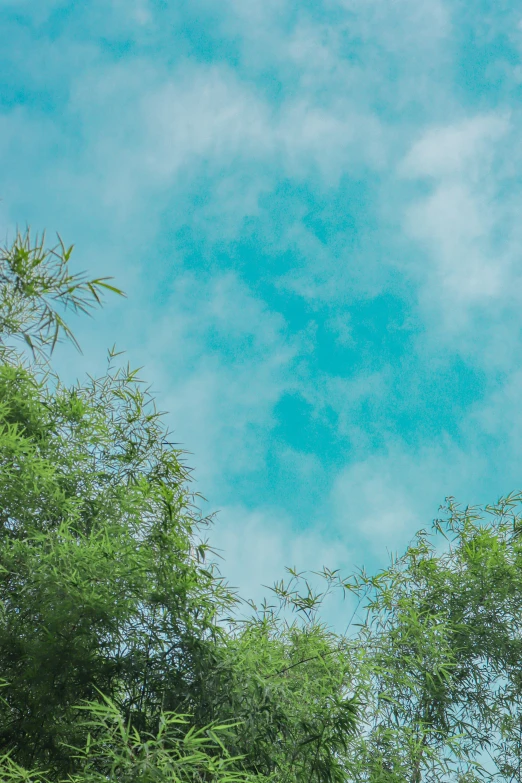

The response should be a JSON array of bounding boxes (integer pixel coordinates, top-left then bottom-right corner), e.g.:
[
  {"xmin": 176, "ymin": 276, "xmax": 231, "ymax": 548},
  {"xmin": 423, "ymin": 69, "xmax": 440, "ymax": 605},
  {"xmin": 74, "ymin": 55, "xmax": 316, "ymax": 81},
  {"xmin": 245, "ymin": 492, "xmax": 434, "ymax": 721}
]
[{"xmin": 2, "ymin": 0, "xmax": 522, "ymax": 611}]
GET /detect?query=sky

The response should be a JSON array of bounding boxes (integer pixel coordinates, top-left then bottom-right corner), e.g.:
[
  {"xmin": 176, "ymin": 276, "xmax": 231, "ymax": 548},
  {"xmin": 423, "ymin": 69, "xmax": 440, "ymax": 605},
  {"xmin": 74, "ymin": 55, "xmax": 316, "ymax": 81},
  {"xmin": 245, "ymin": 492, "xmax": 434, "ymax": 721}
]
[{"xmin": 2, "ymin": 0, "xmax": 522, "ymax": 614}]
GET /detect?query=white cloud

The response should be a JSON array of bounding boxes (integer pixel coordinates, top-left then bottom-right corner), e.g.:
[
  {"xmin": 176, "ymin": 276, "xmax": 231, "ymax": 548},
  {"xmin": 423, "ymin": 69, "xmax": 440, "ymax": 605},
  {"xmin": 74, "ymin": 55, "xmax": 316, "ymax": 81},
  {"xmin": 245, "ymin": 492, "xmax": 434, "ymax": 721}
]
[
  {"xmin": 402, "ymin": 115, "xmax": 509, "ymax": 181},
  {"xmin": 467, "ymin": 369, "xmax": 522, "ymax": 456},
  {"xmin": 330, "ymin": 441, "xmax": 485, "ymax": 556},
  {"xmin": 142, "ymin": 68, "xmax": 271, "ymax": 179},
  {"xmin": 222, "ymin": 0, "xmax": 451, "ymax": 68},
  {"xmin": 398, "ymin": 114, "xmax": 522, "ymax": 349},
  {"xmin": 139, "ymin": 273, "xmax": 300, "ymax": 490},
  {"xmin": 406, "ymin": 181, "xmax": 504, "ymax": 304},
  {"xmin": 60, "ymin": 56, "xmax": 387, "ymax": 226},
  {"xmin": 326, "ymin": 312, "xmax": 355, "ymax": 346},
  {"xmin": 128, "ymin": 0, "xmax": 152, "ymax": 25},
  {"xmin": 295, "ymin": 368, "xmax": 392, "ymax": 453},
  {"xmin": 276, "ymin": 221, "xmax": 390, "ymax": 305},
  {"xmin": 140, "ymin": 65, "xmax": 385, "ymax": 187},
  {"xmin": 336, "ymin": 0, "xmax": 451, "ymax": 43}
]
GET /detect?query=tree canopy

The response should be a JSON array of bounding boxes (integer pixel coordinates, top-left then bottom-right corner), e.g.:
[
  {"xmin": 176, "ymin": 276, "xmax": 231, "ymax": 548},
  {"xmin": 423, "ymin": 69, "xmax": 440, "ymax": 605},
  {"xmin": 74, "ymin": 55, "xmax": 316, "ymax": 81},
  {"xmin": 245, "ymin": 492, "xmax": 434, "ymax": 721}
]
[
  {"xmin": 2, "ymin": 230, "xmax": 522, "ymax": 782},
  {"xmin": 0, "ymin": 231, "xmax": 357, "ymax": 783}
]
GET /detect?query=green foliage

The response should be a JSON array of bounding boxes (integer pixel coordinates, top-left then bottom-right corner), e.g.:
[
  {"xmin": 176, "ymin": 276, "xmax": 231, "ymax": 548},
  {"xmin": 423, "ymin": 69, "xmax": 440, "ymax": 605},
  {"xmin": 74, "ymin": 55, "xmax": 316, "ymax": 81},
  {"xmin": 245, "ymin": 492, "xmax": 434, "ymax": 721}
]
[
  {"xmin": 0, "ymin": 343, "xmax": 237, "ymax": 775},
  {"xmin": 0, "ymin": 229, "xmax": 123, "ymax": 355},
  {"xmin": 7, "ymin": 228, "xmax": 522, "ymax": 782},
  {"xmin": 0, "ymin": 693, "xmax": 252, "ymax": 783},
  {"xmin": 345, "ymin": 495, "xmax": 522, "ymax": 781},
  {"xmin": 0, "ymin": 231, "xmax": 358, "ymax": 783},
  {"xmin": 195, "ymin": 602, "xmax": 357, "ymax": 781}
]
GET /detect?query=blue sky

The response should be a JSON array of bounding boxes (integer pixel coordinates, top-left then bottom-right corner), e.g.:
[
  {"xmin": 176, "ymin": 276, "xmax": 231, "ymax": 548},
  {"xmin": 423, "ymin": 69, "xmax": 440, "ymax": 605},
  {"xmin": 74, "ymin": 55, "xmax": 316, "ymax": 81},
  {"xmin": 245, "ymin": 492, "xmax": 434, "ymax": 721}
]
[{"xmin": 2, "ymin": 0, "xmax": 522, "ymax": 609}]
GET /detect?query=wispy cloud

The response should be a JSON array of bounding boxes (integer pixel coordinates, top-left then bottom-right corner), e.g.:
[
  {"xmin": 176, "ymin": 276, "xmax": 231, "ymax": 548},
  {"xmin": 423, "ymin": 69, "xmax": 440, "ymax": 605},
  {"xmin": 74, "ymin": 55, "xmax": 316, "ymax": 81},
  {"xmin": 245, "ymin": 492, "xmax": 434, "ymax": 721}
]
[
  {"xmin": 329, "ymin": 435, "xmax": 493, "ymax": 559},
  {"xmin": 139, "ymin": 272, "xmax": 300, "ymax": 491},
  {"xmin": 398, "ymin": 112, "xmax": 522, "ymax": 368}
]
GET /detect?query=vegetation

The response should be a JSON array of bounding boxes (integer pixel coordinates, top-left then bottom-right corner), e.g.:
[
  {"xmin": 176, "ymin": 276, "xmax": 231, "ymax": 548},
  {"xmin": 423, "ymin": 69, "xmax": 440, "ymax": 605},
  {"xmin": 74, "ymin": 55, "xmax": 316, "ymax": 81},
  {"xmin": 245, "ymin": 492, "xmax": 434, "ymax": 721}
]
[
  {"xmin": 1, "ymin": 230, "xmax": 522, "ymax": 781},
  {"xmin": 0, "ymin": 231, "xmax": 357, "ymax": 782}
]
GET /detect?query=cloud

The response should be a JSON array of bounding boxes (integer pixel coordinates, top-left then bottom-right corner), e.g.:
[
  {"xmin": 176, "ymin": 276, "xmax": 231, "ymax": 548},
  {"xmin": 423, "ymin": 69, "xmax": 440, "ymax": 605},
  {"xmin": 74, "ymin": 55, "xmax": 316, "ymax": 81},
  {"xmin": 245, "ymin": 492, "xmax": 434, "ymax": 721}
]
[
  {"xmin": 139, "ymin": 65, "xmax": 385, "ymax": 191},
  {"xmin": 330, "ymin": 439, "xmax": 486, "ymax": 557},
  {"xmin": 398, "ymin": 113, "xmax": 522, "ymax": 358},
  {"xmin": 466, "ymin": 369, "xmax": 522, "ymax": 467},
  {"xmin": 222, "ymin": 0, "xmax": 451, "ymax": 67},
  {"xmin": 275, "ymin": 221, "xmax": 391, "ymax": 305},
  {"xmin": 406, "ymin": 180, "xmax": 504, "ymax": 303},
  {"xmin": 402, "ymin": 115, "xmax": 509, "ymax": 180},
  {"xmin": 138, "ymin": 272, "xmax": 300, "ymax": 491},
  {"xmin": 293, "ymin": 367, "xmax": 392, "ymax": 454},
  {"xmin": 28, "ymin": 56, "xmax": 384, "ymax": 237}
]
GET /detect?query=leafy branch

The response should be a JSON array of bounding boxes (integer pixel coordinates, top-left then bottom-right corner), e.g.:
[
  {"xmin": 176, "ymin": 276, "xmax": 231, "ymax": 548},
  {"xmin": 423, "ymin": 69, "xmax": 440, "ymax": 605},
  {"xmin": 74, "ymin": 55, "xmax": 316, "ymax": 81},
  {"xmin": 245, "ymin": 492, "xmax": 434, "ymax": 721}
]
[{"xmin": 0, "ymin": 229, "xmax": 124, "ymax": 356}]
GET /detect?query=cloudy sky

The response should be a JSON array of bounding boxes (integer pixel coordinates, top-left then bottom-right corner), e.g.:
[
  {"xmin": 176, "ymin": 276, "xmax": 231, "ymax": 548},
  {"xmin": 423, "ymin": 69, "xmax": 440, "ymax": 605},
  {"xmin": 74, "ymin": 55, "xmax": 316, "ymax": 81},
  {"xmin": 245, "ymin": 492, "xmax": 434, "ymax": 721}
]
[{"xmin": 2, "ymin": 0, "xmax": 522, "ymax": 611}]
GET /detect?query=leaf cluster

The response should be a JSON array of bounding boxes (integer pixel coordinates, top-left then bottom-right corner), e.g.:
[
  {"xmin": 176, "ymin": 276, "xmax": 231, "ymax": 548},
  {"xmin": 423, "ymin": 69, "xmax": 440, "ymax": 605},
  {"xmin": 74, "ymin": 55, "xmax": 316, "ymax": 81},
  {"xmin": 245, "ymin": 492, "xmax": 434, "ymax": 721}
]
[{"xmin": 0, "ymin": 229, "xmax": 123, "ymax": 356}]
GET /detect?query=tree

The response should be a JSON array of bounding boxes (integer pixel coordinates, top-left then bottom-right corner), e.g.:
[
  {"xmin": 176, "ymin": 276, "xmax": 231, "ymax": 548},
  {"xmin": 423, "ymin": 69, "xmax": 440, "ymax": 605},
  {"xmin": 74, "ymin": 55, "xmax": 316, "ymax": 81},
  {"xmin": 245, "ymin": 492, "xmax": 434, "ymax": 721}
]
[
  {"xmin": 195, "ymin": 575, "xmax": 358, "ymax": 782},
  {"xmin": 346, "ymin": 494, "xmax": 522, "ymax": 782},
  {"xmin": 0, "ymin": 230, "xmax": 358, "ymax": 782}
]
